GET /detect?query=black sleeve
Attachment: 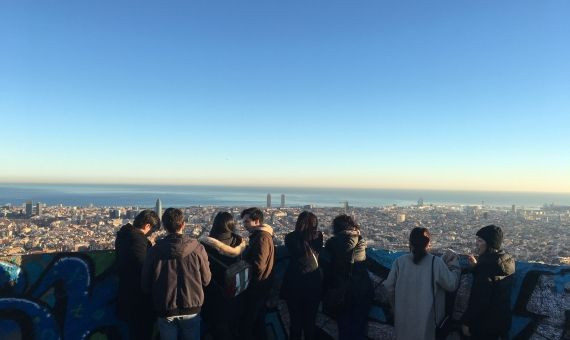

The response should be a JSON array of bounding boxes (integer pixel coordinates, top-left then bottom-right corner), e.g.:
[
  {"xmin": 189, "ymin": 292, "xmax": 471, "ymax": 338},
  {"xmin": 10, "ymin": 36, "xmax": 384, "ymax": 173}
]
[{"xmin": 130, "ymin": 236, "xmax": 150, "ymax": 270}]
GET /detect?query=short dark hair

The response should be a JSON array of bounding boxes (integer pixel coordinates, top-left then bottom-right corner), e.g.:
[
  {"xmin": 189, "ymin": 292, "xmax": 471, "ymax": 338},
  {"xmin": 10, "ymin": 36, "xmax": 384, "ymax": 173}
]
[
  {"xmin": 240, "ymin": 207, "xmax": 264, "ymax": 223},
  {"xmin": 133, "ymin": 210, "xmax": 160, "ymax": 231},
  {"xmin": 162, "ymin": 208, "xmax": 185, "ymax": 233},
  {"xmin": 210, "ymin": 211, "xmax": 236, "ymax": 237},
  {"xmin": 332, "ymin": 214, "xmax": 358, "ymax": 234}
]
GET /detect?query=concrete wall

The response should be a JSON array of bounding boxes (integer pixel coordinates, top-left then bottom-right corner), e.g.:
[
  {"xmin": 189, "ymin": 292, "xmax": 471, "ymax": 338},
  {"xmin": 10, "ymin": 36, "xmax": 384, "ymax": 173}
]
[{"xmin": 1, "ymin": 249, "xmax": 569, "ymax": 340}]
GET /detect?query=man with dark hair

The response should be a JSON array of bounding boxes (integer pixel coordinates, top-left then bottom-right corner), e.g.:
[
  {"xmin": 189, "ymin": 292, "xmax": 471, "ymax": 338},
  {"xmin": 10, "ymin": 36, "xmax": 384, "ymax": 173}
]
[
  {"xmin": 115, "ymin": 209, "xmax": 160, "ymax": 340},
  {"xmin": 142, "ymin": 208, "xmax": 211, "ymax": 340},
  {"xmin": 239, "ymin": 207, "xmax": 275, "ymax": 340}
]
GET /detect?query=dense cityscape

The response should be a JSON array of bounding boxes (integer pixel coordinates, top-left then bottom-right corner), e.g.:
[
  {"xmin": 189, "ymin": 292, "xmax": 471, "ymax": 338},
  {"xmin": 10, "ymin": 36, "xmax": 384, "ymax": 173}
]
[{"xmin": 1, "ymin": 195, "xmax": 569, "ymax": 265}]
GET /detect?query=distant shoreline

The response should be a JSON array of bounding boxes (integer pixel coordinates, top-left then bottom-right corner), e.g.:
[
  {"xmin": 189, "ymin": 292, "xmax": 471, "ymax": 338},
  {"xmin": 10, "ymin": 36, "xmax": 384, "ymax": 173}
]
[{"xmin": 1, "ymin": 183, "xmax": 569, "ymax": 208}]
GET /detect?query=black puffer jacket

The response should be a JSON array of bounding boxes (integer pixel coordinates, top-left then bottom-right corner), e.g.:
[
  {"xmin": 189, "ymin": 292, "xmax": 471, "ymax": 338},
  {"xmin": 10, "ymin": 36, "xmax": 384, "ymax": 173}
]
[
  {"xmin": 323, "ymin": 230, "xmax": 372, "ymax": 303},
  {"xmin": 114, "ymin": 223, "xmax": 152, "ymax": 321},
  {"xmin": 280, "ymin": 230, "xmax": 324, "ymax": 300},
  {"xmin": 462, "ymin": 250, "xmax": 516, "ymax": 336}
]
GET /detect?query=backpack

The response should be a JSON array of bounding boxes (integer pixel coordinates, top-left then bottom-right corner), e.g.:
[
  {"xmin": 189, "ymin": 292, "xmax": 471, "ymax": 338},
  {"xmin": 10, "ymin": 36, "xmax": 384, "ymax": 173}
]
[{"xmin": 209, "ymin": 255, "xmax": 252, "ymax": 298}]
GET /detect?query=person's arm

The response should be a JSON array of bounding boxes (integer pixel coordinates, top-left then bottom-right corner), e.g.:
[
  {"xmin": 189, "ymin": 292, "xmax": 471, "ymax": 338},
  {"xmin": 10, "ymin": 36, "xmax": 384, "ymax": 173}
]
[
  {"xmin": 130, "ymin": 236, "xmax": 150, "ymax": 271},
  {"xmin": 383, "ymin": 259, "xmax": 399, "ymax": 310},
  {"xmin": 197, "ymin": 244, "xmax": 211, "ymax": 286},
  {"xmin": 435, "ymin": 255, "xmax": 461, "ymax": 292},
  {"xmin": 140, "ymin": 248, "xmax": 154, "ymax": 294}
]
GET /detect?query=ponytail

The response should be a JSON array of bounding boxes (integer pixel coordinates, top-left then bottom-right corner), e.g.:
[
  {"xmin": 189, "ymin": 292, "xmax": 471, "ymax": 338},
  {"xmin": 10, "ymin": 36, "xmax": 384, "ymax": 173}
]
[{"xmin": 409, "ymin": 227, "xmax": 431, "ymax": 264}]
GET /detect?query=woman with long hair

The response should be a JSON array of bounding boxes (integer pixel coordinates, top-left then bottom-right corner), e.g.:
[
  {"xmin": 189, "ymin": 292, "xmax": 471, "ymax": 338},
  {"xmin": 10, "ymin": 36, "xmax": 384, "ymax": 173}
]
[
  {"xmin": 280, "ymin": 211, "xmax": 323, "ymax": 340},
  {"xmin": 383, "ymin": 227, "xmax": 461, "ymax": 340},
  {"xmin": 322, "ymin": 214, "xmax": 373, "ymax": 340},
  {"xmin": 199, "ymin": 211, "xmax": 246, "ymax": 340},
  {"xmin": 461, "ymin": 225, "xmax": 515, "ymax": 339}
]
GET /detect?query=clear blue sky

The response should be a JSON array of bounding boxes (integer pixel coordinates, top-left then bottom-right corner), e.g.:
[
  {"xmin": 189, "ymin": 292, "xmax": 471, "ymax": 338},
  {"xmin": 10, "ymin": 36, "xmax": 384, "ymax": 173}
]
[{"xmin": 1, "ymin": 0, "xmax": 569, "ymax": 192}]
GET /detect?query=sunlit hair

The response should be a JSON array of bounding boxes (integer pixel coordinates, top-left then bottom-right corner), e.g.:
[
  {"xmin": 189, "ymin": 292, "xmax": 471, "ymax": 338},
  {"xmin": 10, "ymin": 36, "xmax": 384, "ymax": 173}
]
[
  {"xmin": 162, "ymin": 208, "xmax": 184, "ymax": 233},
  {"xmin": 240, "ymin": 207, "xmax": 264, "ymax": 223},
  {"xmin": 133, "ymin": 209, "xmax": 160, "ymax": 230},
  {"xmin": 409, "ymin": 227, "xmax": 431, "ymax": 264},
  {"xmin": 295, "ymin": 211, "xmax": 319, "ymax": 242},
  {"xmin": 210, "ymin": 211, "xmax": 236, "ymax": 237},
  {"xmin": 332, "ymin": 214, "xmax": 359, "ymax": 234}
]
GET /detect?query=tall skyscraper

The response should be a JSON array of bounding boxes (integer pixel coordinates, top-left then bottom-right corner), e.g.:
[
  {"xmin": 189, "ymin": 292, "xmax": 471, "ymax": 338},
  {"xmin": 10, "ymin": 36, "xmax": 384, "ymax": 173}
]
[
  {"xmin": 417, "ymin": 198, "xmax": 424, "ymax": 206},
  {"xmin": 36, "ymin": 202, "xmax": 42, "ymax": 216},
  {"xmin": 156, "ymin": 198, "xmax": 162, "ymax": 218},
  {"xmin": 25, "ymin": 200, "xmax": 33, "ymax": 218},
  {"xmin": 512, "ymin": 204, "xmax": 516, "ymax": 214},
  {"xmin": 267, "ymin": 193, "xmax": 271, "ymax": 208},
  {"xmin": 280, "ymin": 194, "xmax": 285, "ymax": 209},
  {"xmin": 343, "ymin": 201, "xmax": 349, "ymax": 214}
]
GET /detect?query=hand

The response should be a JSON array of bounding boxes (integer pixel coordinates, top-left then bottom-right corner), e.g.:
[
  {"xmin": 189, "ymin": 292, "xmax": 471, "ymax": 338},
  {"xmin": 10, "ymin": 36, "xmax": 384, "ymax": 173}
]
[
  {"xmin": 462, "ymin": 324, "xmax": 471, "ymax": 336},
  {"xmin": 147, "ymin": 233, "xmax": 157, "ymax": 245},
  {"xmin": 467, "ymin": 255, "xmax": 477, "ymax": 267}
]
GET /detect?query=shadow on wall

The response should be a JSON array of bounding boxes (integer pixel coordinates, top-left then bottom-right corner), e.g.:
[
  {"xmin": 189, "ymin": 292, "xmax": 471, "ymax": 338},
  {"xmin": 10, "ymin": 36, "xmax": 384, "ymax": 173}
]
[{"xmin": 1, "ymin": 249, "xmax": 569, "ymax": 340}]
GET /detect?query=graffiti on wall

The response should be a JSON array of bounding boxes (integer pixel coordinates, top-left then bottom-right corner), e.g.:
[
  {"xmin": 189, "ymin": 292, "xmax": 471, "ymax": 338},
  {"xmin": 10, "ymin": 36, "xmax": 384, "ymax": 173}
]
[
  {"xmin": 268, "ymin": 248, "xmax": 570, "ymax": 340},
  {"xmin": 1, "ymin": 249, "xmax": 569, "ymax": 340},
  {"xmin": 0, "ymin": 251, "xmax": 125, "ymax": 340}
]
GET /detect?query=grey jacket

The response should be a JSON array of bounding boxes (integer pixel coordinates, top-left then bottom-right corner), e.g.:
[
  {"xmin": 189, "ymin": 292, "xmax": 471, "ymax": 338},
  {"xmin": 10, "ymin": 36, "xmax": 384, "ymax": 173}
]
[{"xmin": 141, "ymin": 233, "xmax": 211, "ymax": 317}]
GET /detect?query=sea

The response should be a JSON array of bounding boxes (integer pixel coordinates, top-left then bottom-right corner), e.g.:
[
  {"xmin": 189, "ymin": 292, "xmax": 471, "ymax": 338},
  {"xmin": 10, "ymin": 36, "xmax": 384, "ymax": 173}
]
[{"xmin": 1, "ymin": 183, "xmax": 569, "ymax": 209}]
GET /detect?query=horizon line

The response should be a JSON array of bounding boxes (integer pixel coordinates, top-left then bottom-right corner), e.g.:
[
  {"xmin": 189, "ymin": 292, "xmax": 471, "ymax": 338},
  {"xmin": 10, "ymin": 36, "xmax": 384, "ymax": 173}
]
[{"xmin": 1, "ymin": 180, "xmax": 569, "ymax": 195}]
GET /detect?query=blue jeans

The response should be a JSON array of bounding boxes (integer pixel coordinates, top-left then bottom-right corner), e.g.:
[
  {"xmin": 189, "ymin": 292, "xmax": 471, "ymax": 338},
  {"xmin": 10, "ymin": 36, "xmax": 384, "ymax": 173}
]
[{"xmin": 157, "ymin": 314, "xmax": 200, "ymax": 340}]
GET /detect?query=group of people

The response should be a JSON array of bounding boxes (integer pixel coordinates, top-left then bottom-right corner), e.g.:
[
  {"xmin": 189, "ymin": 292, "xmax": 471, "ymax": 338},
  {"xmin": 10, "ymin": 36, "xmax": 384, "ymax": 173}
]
[
  {"xmin": 115, "ymin": 207, "xmax": 515, "ymax": 340},
  {"xmin": 384, "ymin": 225, "xmax": 516, "ymax": 340}
]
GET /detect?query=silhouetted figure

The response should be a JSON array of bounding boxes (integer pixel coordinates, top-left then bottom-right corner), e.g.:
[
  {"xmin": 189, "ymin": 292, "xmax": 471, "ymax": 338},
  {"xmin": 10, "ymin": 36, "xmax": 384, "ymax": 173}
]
[
  {"xmin": 461, "ymin": 225, "xmax": 515, "ymax": 340},
  {"xmin": 280, "ymin": 211, "xmax": 323, "ymax": 340},
  {"xmin": 115, "ymin": 209, "xmax": 160, "ymax": 340},
  {"xmin": 322, "ymin": 214, "xmax": 373, "ymax": 340},
  {"xmin": 200, "ymin": 212, "xmax": 247, "ymax": 340},
  {"xmin": 142, "ymin": 208, "xmax": 211, "ymax": 340},
  {"xmin": 383, "ymin": 227, "xmax": 461, "ymax": 340}
]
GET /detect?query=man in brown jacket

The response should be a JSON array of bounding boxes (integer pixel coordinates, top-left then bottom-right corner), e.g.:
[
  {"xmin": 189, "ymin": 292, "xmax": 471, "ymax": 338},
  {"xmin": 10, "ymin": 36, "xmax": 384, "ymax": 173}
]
[
  {"xmin": 142, "ymin": 208, "xmax": 211, "ymax": 340},
  {"xmin": 239, "ymin": 207, "xmax": 275, "ymax": 340}
]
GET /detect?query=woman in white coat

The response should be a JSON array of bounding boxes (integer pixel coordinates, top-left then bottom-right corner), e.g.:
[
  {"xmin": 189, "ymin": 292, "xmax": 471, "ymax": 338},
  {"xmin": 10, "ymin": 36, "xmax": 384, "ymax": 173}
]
[{"xmin": 383, "ymin": 227, "xmax": 461, "ymax": 340}]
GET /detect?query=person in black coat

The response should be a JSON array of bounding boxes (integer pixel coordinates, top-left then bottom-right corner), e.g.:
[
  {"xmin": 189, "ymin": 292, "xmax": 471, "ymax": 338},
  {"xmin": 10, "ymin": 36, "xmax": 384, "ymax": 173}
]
[
  {"xmin": 280, "ymin": 211, "xmax": 323, "ymax": 340},
  {"xmin": 199, "ymin": 211, "xmax": 247, "ymax": 340},
  {"xmin": 462, "ymin": 225, "xmax": 516, "ymax": 340},
  {"xmin": 322, "ymin": 214, "xmax": 373, "ymax": 340},
  {"xmin": 115, "ymin": 209, "xmax": 160, "ymax": 340}
]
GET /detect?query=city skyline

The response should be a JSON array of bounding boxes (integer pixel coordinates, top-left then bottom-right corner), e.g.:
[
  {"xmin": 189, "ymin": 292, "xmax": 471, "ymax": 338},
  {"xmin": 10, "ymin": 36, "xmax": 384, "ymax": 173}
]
[{"xmin": 1, "ymin": 1, "xmax": 569, "ymax": 193}]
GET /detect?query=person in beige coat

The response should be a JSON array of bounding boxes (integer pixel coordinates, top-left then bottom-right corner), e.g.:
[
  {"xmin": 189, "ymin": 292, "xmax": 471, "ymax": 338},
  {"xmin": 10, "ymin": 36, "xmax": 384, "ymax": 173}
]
[{"xmin": 383, "ymin": 227, "xmax": 461, "ymax": 340}]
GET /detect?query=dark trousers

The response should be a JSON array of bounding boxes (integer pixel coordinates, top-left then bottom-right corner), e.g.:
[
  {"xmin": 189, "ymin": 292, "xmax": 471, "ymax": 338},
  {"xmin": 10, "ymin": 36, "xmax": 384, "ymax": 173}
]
[
  {"xmin": 336, "ymin": 301, "xmax": 370, "ymax": 340},
  {"xmin": 126, "ymin": 313, "xmax": 155, "ymax": 340},
  {"xmin": 286, "ymin": 298, "xmax": 319, "ymax": 340},
  {"xmin": 240, "ymin": 283, "xmax": 272, "ymax": 340}
]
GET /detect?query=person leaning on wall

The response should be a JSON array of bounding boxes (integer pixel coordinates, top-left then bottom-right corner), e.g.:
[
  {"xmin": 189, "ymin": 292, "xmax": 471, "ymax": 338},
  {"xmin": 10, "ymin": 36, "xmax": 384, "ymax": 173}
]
[
  {"xmin": 115, "ymin": 209, "xmax": 160, "ymax": 340},
  {"xmin": 383, "ymin": 227, "xmax": 461, "ymax": 340},
  {"xmin": 461, "ymin": 225, "xmax": 515, "ymax": 340}
]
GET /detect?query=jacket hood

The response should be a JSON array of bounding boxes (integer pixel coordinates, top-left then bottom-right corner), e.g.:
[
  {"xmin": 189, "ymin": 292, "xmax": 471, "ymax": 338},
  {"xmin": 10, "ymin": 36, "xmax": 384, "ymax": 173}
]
[
  {"xmin": 199, "ymin": 236, "xmax": 246, "ymax": 257},
  {"xmin": 155, "ymin": 234, "xmax": 199, "ymax": 259},
  {"xmin": 479, "ymin": 250, "xmax": 515, "ymax": 278}
]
